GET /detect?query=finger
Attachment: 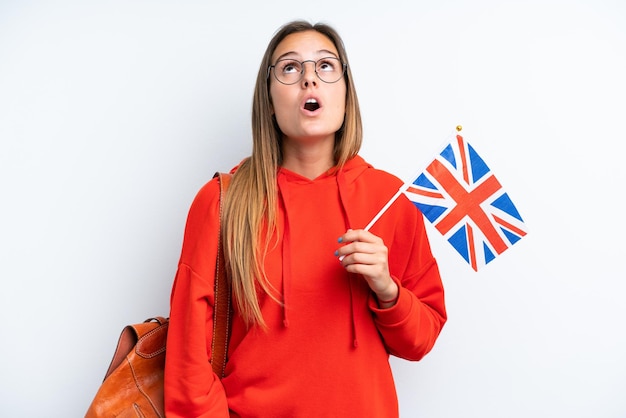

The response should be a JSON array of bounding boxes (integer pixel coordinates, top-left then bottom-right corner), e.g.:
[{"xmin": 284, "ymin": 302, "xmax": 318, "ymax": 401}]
[
  {"xmin": 346, "ymin": 241, "xmax": 379, "ymax": 256},
  {"xmin": 344, "ymin": 252, "xmax": 378, "ymax": 267},
  {"xmin": 340, "ymin": 248, "xmax": 388, "ymax": 274},
  {"xmin": 341, "ymin": 229, "xmax": 380, "ymax": 244},
  {"xmin": 335, "ymin": 243, "xmax": 375, "ymax": 264}
]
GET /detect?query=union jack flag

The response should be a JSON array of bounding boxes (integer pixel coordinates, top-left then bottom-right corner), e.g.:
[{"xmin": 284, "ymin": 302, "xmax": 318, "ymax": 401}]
[{"xmin": 405, "ymin": 134, "xmax": 528, "ymax": 271}]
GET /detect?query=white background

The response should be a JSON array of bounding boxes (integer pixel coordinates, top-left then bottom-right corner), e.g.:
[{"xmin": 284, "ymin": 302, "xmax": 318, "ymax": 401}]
[{"xmin": 1, "ymin": 1, "xmax": 625, "ymax": 417}]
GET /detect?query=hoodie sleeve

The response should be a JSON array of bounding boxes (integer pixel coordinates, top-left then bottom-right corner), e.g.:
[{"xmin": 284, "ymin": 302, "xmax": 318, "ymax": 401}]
[
  {"xmin": 369, "ymin": 195, "xmax": 447, "ymax": 361},
  {"xmin": 164, "ymin": 178, "xmax": 230, "ymax": 417}
]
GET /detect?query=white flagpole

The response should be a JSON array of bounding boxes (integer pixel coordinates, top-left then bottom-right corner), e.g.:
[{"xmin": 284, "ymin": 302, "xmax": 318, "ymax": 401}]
[
  {"xmin": 362, "ymin": 126, "xmax": 462, "ymax": 232},
  {"xmin": 363, "ymin": 185, "xmax": 409, "ymax": 231}
]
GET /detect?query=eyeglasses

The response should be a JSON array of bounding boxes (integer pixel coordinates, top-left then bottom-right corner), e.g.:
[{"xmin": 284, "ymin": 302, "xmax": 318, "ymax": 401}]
[{"xmin": 268, "ymin": 57, "xmax": 346, "ymax": 85}]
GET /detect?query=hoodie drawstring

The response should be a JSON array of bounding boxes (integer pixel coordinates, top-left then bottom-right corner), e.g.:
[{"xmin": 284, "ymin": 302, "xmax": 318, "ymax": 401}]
[{"xmin": 336, "ymin": 170, "xmax": 359, "ymax": 348}]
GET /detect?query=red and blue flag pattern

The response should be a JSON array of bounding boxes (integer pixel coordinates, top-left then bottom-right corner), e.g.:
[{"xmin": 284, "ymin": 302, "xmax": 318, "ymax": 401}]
[{"xmin": 405, "ymin": 135, "xmax": 527, "ymax": 271}]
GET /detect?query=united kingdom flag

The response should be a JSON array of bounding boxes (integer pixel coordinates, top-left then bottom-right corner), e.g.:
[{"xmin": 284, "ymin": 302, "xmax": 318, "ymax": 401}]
[{"xmin": 405, "ymin": 134, "xmax": 528, "ymax": 271}]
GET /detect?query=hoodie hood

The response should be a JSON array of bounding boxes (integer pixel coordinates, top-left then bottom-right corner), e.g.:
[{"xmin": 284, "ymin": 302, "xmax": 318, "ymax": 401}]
[{"xmin": 276, "ymin": 155, "xmax": 371, "ymax": 185}]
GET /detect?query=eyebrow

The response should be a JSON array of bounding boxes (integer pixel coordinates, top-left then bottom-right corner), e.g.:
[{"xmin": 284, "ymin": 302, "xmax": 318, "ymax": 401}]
[{"xmin": 274, "ymin": 49, "xmax": 339, "ymax": 62}]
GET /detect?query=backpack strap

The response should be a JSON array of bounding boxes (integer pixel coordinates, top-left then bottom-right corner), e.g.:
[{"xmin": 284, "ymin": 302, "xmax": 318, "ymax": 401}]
[{"xmin": 211, "ymin": 172, "xmax": 232, "ymax": 378}]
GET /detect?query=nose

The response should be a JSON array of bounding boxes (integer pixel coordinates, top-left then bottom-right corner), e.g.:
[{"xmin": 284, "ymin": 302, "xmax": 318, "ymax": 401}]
[{"xmin": 301, "ymin": 61, "xmax": 317, "ymax": 87}]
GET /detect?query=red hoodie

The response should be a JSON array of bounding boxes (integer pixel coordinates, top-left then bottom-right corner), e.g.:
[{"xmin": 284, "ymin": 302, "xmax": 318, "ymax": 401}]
[{"xmin": 165, "ymin": 155, "xmax": 447, "ymax": 417}]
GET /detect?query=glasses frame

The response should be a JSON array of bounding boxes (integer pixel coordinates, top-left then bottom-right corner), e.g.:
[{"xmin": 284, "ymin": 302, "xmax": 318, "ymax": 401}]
[{"xmin": 267, "ymin": 57, "xmax": 347, "ymax": 85}]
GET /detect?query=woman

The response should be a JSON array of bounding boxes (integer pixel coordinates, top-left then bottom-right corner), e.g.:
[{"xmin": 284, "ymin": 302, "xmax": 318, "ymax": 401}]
[{"xmin": 164, "ymin": 20, "xmax": 447, "ymax": 417}]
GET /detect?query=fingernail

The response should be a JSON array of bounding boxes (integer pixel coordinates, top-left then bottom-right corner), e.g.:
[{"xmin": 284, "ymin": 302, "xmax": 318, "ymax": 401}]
[
  {"xmin": 334, "ymin": 250, "xmax": 339, "ymax": 256},
  {"xmin": 337, "ymin": 237, "xmax": 343, "ymax": 243}
]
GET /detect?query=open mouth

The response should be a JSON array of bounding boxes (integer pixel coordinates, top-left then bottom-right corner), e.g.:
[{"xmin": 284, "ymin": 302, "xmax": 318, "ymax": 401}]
[{"xmin": 304, "ymin": 98, "xmax": 320, "ymax": 112}]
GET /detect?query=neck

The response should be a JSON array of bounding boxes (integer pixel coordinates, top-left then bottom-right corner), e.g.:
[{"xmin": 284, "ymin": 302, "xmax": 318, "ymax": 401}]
[{"xmin": 281, "ymin": 136, "xmax": 335, "ymax": 179}]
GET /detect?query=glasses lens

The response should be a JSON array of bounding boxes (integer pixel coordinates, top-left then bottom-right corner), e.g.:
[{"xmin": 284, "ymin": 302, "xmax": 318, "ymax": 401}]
[
  {"xmin": 274, "ymin": 59, "xmax": 303, "ymax": 85},
  {"xmin": 315, "ymin": 57, "xmax": 344, "ymax": 83},
  {"xmin": 272, "ymin": 58, "xmax": 345, "ymax": 84}
]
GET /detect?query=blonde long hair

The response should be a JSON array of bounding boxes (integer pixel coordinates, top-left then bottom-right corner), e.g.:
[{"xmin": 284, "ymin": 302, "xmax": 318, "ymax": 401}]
[{"xmin": 222, "ymin": 21, "xmax": 363, "ymax": 328}]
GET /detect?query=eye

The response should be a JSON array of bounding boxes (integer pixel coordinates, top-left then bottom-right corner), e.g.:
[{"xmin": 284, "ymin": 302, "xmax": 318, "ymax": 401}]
[
  {"xmin": 278, "ymin": 60, "xmax": 301, "ymax": 74},
  {"xmin": 317, "ymin": 58, "xmax": 338, "ymax": 72}
]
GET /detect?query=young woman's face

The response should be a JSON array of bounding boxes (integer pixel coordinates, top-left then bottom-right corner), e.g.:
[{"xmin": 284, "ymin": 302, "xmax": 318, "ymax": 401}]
[{"xmin": 269, "ymin": 30, "xmax": 347, "ymax": 146}]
